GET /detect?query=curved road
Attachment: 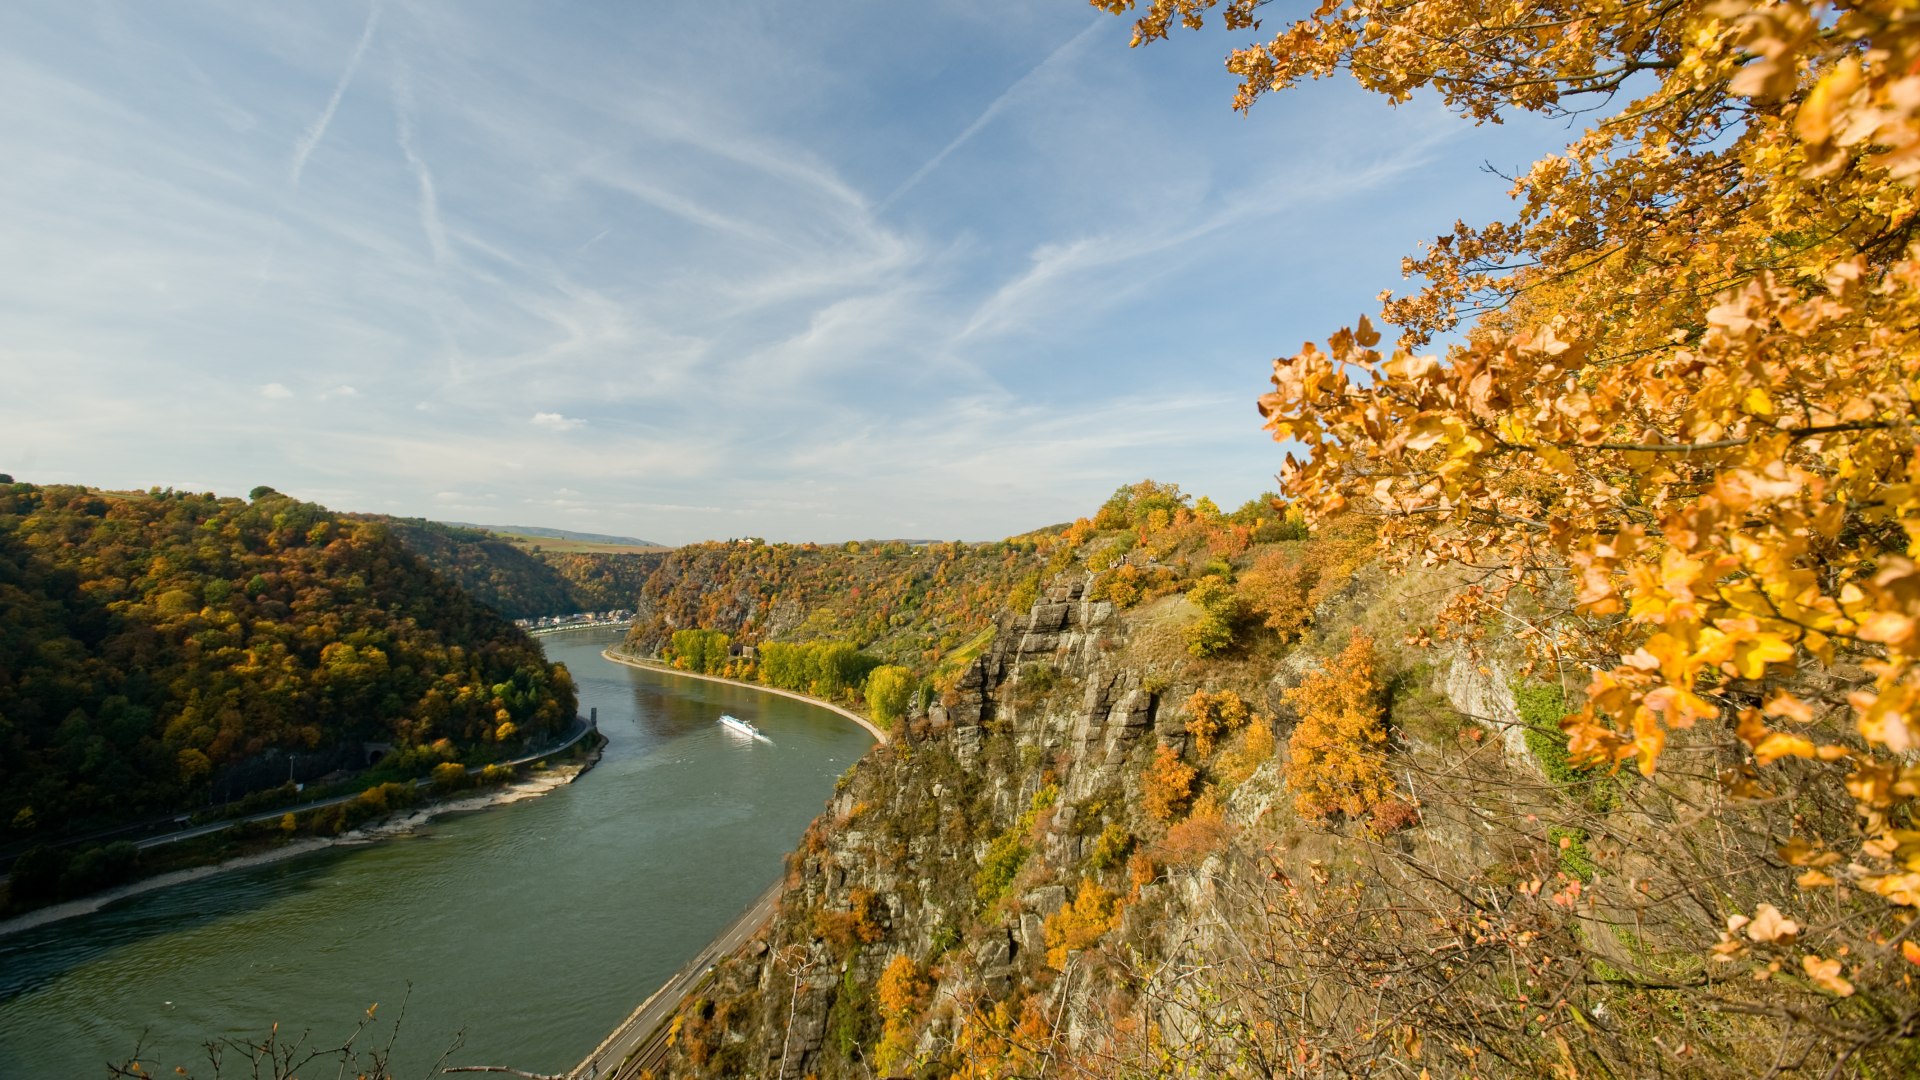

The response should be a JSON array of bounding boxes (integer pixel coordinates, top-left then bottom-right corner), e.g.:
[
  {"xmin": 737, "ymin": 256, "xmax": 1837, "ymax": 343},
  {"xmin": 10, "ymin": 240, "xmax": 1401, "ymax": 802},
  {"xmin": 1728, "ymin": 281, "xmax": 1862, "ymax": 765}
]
[
  {"xmin": 570, "ymin": 882, "xmax": 782, "ymax": 1080},
  {"xmin": 124, "ymin": 717, "xmax": 600, "ymax": 853}
]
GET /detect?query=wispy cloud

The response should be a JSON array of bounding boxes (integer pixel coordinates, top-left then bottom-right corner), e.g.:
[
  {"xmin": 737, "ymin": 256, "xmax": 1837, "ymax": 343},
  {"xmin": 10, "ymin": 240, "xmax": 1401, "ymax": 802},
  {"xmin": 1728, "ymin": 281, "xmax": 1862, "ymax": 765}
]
[
  {"xmin": 880, "ymin": 15, "xmax": 1106, "ymax": 213},
  {"xmin": 390, "ymin": 61, "xmax": 449, "ymax": 266},
  {"xmin": 289, "ymin": 0, "xmax": 381, "ymax": 186},
  {"xmin": 957, "ymin": 124, "xmax": 1462, "ymax": 343},
  {"xmin": 0, "ymin": 4, "xmax": 1567, "ymax": 543},
  {"xmin": 530, "ymin": 412, "xmax": 585, "ymax": 431}
]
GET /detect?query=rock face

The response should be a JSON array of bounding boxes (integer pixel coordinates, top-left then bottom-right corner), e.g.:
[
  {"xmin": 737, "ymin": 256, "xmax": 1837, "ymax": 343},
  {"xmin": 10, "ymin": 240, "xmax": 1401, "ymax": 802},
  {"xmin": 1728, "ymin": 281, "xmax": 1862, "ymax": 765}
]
[
  {"xmin": 653, "ymin": 578, "xmax": 1191, "ymax": 1079},
  {"xmin": 648, "ymin": 573, "xmax": 1510, "ymax": 1080},
  {"xmin": 1440, "ymin": 648, "xmax": 1529, "ymax": 758}
]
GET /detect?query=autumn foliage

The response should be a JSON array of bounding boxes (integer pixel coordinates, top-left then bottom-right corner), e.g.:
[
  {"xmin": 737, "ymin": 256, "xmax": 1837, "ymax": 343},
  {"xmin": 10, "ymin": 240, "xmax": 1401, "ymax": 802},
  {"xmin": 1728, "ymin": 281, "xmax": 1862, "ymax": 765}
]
[
  {"xmin": 1141, "ymin": 743, "xmax": 1197, "ymax": 823},
  {"xmin": 1182, "ymin": 688, "xmax": 1251, "ymax": 757},
  {"xmin": 1283, "ymin": 631, "xmax": 1392, "ymax": 820},
  {"xmin": 873, "ymin": 953, "xmax": 931, "ymax": 1073},
  {"xmin": 1043, "ymin": 878, "xmax": 1122, "ymax": 968},
  {"xmin": 1234, "ymin": 549, "xmax": 1316, "ymax": 643},
  {"xmin": 813, "ymin": 886, "xmax": 886, "ymax": 952},
  {"xmin": 0, "ymin": 482, "xmax": 571, "ymax": 840},
  {"xmin": 1103, "ymin": 0, "xmax": 1920, "ymax": 917}
]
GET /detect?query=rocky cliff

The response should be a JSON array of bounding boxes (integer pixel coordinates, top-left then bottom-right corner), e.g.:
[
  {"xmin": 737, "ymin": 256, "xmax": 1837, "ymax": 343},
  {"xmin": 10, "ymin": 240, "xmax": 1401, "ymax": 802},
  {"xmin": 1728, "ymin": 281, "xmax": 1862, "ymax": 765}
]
[{"xmin": 638, "ymin": 492, "xmax": 1918, "ymax": 1078}]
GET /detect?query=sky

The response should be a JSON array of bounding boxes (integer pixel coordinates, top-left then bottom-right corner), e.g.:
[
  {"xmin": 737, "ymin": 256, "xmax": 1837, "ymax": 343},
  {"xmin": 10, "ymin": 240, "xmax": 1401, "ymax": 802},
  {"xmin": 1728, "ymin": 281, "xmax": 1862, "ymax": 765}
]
[{"xmin": 0, "ymin": 1, "xmax": 1572, "ymax": 545}]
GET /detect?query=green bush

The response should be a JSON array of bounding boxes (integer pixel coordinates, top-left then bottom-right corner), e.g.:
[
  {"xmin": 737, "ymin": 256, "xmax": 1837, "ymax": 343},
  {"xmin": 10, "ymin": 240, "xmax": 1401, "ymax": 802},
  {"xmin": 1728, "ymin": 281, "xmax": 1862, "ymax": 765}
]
[
  {"xmin": 974, "ymin": 831, "xmax": 1030, "ymax": 909},
  {"xmin": 1183, "ymin": 575, "xmax": 1244, "ymax": 658},
  {"xmin": 1089, "ymin": 822, "xmax": 1133, "ymax": 871},
  {"xmin": 7, "ymin": 841, "xmax": 143, "ymax": 906},
  {"xmin": 62, "ymin": 842, "xmax": 140, "ymax": 896},
  {"xmin": 1517, "ymin": 681, "xmax": 1620, "ymax": 812},
  {"xmin": 973, "ymin": 785, "xmax": 1057, "ymax": 908}
]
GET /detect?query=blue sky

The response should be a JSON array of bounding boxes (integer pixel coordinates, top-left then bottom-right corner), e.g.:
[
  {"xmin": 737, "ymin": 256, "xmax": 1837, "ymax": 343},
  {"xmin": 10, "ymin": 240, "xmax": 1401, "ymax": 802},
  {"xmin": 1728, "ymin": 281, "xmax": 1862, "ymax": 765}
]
[{"xmin": 0, "ymin": 1, "xmax": 1568, "ymax": 544}]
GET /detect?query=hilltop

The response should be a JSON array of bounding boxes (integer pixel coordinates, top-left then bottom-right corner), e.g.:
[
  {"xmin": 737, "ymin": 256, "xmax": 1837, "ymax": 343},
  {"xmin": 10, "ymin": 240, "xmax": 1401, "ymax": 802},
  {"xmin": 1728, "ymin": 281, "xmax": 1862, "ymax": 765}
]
[
  {"xmin": 362, "ymin": 516, "xmax": 665, "ymax": 621},
  {"xmin": 437, "ymin": 522, "xmax": 667, "ymax": 552}
]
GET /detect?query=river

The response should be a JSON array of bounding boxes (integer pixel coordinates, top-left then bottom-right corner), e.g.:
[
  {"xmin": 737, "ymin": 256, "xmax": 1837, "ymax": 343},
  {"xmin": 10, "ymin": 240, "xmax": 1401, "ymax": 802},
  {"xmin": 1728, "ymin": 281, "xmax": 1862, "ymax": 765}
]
[{"xmin": 0, "ymin": 629, "xmax": 876, "ymax": 1078}]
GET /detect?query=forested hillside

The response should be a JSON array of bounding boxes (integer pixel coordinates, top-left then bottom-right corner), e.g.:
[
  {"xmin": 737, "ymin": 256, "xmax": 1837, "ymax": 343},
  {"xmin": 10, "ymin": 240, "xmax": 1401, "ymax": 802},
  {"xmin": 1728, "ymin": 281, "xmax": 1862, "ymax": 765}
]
[
  {"xmin": 0, "ymin": 482, "xmax": 576, "ymax": 847},
  {"xmin": 368, "ymin": 516, "xmax": 661, "ymax": 619},
  {"xmin": 618, "ymin": 486, "xmax": 1291, "ymax": 694}
]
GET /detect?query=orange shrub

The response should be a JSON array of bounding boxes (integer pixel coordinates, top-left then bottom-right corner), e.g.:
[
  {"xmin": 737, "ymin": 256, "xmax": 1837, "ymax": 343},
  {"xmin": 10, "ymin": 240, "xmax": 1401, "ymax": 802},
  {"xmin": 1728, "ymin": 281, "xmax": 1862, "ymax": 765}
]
[
  {"xmin": 1141, "ymin": 744, "xmax": 1197, "ymax": 822},
  {"xmin": 1127, "ymin": 850, "xmax": 1157, "ymax": 899},
  {"xmin": 1044, "ymin": 878, "xmax": 1122, "ymax": 968},
  {"xmin": 1236, "ymin": 549, "xmax": 1317, "ymax": 643},
  {"xmin": 877, "ymin": 953, "xmax": 930, "ymax": 1020},
  {"xmin": 1184, "ymin": 689, "xmax": 1252, "ymax": 758},
  {"xmin": 1283, "ymin": 631, "xmax": 1393, "ymax": 821},
  {"xmin": 1155, "ymin": 794, "xmax": 1233, "ymax": 868},
  {"xmin": 814, "ymin": 886, "xmax": 886, "ymax": 950},
  {"xmin": 1368, "ymin": 797, "xmax": 1421, "ymax": 837}
]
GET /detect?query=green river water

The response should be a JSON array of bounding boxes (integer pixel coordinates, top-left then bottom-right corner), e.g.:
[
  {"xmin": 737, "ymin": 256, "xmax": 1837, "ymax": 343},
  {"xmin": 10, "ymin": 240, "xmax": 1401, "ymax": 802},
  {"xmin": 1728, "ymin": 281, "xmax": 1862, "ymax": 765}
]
[{"xmin": 0, "ymin": 629, "xmax": 876, "ymax": 1078}]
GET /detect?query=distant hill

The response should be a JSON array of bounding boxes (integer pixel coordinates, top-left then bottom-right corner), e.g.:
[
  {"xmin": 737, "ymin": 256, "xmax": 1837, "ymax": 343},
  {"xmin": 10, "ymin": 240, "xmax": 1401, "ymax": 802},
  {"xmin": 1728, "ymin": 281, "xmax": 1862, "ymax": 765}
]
[
  {"xmin": 364, "ymin": 516, "xmax": 664, "ymax": 619},
  {"xmin": 440, "ymin": 522, "xmax": 666, "ymax": 549}
]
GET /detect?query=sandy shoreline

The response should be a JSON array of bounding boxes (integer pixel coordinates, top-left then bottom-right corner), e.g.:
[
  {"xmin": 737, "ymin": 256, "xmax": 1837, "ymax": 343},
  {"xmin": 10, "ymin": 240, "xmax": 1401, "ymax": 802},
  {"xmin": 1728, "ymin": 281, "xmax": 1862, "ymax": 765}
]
[
  {"xmin": 0, "ymin": 757, "xmax": 595, "ymax": 939},
  {"xmin": 599, "ymin": 647, "xmax": 889, "ymax": 744}
]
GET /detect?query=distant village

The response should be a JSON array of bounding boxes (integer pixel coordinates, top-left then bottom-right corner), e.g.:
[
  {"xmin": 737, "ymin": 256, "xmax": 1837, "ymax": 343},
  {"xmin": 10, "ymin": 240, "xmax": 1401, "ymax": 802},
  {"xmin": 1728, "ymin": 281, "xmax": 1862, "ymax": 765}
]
[{"xmin": 515, "ymin": 610, "xmax": 634, "ymax": 634}]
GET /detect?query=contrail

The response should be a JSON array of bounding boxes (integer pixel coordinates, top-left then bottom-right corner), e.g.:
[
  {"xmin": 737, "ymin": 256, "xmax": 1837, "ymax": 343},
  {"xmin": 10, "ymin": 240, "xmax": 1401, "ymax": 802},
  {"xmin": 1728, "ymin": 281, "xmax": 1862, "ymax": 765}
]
[
  {"xmin": 392, "ymin": 61, "xmax": 450, "ymax": 265},
  {"xmin": 878, "ymin": 15, "xmax": 1105, "ymax": 214},
  {"xmin": 290, "ymin": 0, "xmax": 382, "ymax": 186}
]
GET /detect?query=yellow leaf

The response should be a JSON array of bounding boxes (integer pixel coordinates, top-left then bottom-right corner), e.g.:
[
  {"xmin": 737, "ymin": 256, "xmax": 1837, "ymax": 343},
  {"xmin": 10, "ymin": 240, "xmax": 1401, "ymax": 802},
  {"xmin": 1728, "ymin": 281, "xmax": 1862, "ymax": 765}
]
[
  {"xmin": 1802, "ymin": 954, "xmax": 1855, "ymax": 996},
  {"xmin": 1732, "ymin": 634, "xmax": 1795, "ymax": 680},
  {"xmin": 1744, "ymin": 903, "xmax": 1800, "ymax": 943},
  {"xmin": 1797, "ymin": 57, "xmax": 1862, "ymax": 144},
  {"xmin": 1753, "ymin": 731, "xmax": 1819, "ymax": 765}
]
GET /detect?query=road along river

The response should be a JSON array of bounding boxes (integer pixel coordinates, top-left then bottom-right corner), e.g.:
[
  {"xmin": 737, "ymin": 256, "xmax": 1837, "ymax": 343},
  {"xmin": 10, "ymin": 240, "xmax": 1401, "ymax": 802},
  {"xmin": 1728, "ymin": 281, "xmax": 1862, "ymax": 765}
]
[{"xmin": 0, "ymin": 628, "xmax": 876, "ymax": 1078}]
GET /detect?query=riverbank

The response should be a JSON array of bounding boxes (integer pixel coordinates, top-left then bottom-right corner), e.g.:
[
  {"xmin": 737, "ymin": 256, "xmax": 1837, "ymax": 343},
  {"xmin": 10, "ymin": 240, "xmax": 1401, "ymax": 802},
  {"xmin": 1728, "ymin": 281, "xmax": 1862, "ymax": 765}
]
[
  {"xmin": 0, "ymin": 744, "xmax": 603, "ymax": 939},
  {"xmin": 600, "ymin": 647, "xmax": 890, "ymax": 744}
]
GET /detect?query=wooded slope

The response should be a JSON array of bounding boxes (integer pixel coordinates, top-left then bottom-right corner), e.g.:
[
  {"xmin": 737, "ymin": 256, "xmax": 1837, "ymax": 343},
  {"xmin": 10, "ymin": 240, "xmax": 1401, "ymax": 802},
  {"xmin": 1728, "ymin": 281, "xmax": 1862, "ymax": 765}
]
[{"xmin": 0, "ymin": 482, "xmax": 575, "ymax": 842}]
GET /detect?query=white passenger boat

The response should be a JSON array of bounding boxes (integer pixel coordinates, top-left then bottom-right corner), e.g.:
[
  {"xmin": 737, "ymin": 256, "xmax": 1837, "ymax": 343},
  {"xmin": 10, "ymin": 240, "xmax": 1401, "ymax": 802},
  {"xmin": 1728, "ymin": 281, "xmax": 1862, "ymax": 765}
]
[{"xmin": 718, "ymin": 713, "xmax": 761, "ymax": 739}]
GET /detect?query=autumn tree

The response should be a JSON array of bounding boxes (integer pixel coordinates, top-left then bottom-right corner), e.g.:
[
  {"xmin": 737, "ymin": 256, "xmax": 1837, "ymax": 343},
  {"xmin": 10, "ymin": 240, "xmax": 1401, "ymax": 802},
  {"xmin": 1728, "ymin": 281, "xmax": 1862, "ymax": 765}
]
[
  {"xmin": 1141, "ymin": 743, "xmax": 1197, "ymax": 822},
  {"xmin": 1283, "ymin": 631, "xmax": 1391, "ymax": 820},
  {"xmin": 1043, "ymin": 878, "xmax": 1122, "ymax": 968},
  {"xmin": 864, "ymin": 664, "xmax": 914, "ymax": 726},
  {"xmin": 1181, "ymin": 575, "xmax": 1242, "ymax": 657},
  {"xmin": 1234, "ymin": 549, "xmax": 1316, "ymax": 643},
  {"xmin": 874, "ymin": 953, "xmax": 931, "ymax": 1073},
  {"xmin": 1101, "ymin": 0, "xmax": 1920, "ymax": 909},
  {"xmin": 1183, "ymin": 688, "xmax": 1251, "ymax": 757}
]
